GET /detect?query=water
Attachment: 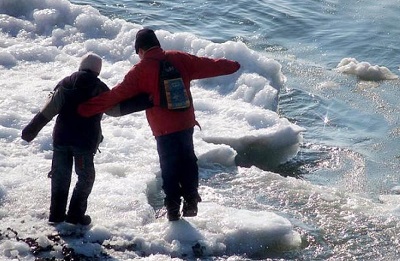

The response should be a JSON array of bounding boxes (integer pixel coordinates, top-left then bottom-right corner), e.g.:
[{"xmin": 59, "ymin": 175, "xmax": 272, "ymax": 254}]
[
  {"xmin": 73, "ymin": 0, "xmax": 400, "ymax": 70},
  {"xmin": 1, "ymin": 0, "xmax": 400, "ymax": 260}
]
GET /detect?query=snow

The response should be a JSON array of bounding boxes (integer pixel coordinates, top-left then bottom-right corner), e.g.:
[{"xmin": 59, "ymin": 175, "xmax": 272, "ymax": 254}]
[{"xmin": 336, "ymin": 57, "xmax": 398, "ymax": 81}]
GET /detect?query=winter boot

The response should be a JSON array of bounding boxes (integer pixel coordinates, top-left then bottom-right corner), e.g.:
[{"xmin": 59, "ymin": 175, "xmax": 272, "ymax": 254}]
[
  {"xmin": 66, "ymin": 215, "xmax": 92, "ymax": 226},
  {"xmin": 182, "ymin": 194, "xmax": 202, "ymax": 217},
  {"xmin": 165, "ymin": 198, "xmax": 181, "ymax": 221}
]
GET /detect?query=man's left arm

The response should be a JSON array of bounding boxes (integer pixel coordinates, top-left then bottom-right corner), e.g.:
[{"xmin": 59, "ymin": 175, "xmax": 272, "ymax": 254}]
[{"xmin": 186, "ymin": 54, "xmax": 241, "ymax": 80}]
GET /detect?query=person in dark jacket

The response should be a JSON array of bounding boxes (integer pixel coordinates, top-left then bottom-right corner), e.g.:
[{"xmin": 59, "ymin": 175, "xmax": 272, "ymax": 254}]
[
  {"xmin": 21, "ymin": 53, "xmax": 152, "ymax": 225},
  {"xmin": 21, "ymin": 53, "xmax": 107, "ymax": 225},
  {"xmin": 78, "ymin": 29, "xmax": 241, "ymax": 221}
]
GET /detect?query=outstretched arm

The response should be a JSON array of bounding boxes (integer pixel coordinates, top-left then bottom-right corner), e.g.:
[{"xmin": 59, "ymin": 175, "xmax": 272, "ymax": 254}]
[
  {"xmin": 105, "ymin": 93, "xmax": 153, "ymax": 117},
  {"xmin": 175, "ymin": 52, "xmax": 240, "ymax": 80},
  {"xmin": 193, "ymin": 58, "xmax": 240, "ymax": 80},
  {"xmin": 78, "ymin": 67, "xmax": 143, "ymax": 117},
  {"xmin": 21, "ymin": 112, "xmax": 51, "ymax": 142},
  {"xmin": 22, "ymin": 87, "xmax": 65, "ymax": 142}
]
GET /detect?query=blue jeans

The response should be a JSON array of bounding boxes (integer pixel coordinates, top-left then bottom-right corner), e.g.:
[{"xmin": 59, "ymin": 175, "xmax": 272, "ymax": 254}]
[
  {"xmin": 156, "ymin": 128, "xmax": 199, "ymax": 204},
  {"xmin": 48, "ymin": 145, "xmax": 95, "ymax": 222}
]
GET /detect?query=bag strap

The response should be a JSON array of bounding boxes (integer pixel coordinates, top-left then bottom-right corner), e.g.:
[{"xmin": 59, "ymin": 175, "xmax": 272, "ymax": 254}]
[{"xmin": 159, "ymin": 60, "xmax": 169, "ymax": 108}]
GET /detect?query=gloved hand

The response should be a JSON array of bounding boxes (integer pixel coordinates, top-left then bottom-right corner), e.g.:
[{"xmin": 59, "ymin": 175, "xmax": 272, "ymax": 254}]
[
  {"xmin": 22, "ymin": 124, "xmax": 39, "ymax": 142},
  {"xmin": 21, "ymin": 113, "xmax": 49, "ymax": 142}
]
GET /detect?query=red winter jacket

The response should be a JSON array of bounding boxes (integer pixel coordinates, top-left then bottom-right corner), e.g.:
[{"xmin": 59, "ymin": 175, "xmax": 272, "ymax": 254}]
[{"xmin": 78, "ymin": 47, "xmax": 240, "ymax": 136}]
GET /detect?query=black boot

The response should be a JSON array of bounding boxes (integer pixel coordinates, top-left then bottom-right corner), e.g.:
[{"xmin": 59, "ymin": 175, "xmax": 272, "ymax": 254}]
[
  {"xmin": 66, "ymin": 215, "xmax": 92, "ymax": 226},
  {"xmin": 183, "ymin": 194, "xmax": 202, "ymax": 217},
  {"xmin": 164, "ymin": 198, "xmax": 181, "ymax": 221}
]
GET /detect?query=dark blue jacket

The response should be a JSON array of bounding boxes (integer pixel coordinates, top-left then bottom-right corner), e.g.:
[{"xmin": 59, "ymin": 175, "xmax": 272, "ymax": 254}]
[
  {"xmin": 22, "ymin": 70, "xmax": 109, "ymax": 150},
  {"xmin": 22, "ymin": 70, "xmax": 153, "ymax": 147},
  {"xmin": 48, "ymin": 70, "xmax": 109, "ymax": 149}
]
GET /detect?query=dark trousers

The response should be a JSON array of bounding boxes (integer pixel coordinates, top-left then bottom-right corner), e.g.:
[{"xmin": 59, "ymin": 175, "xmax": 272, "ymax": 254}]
[
  {"xmin": 156, "ymin": 128, "xmax": 199, "ymax": 203},
  {"xmin": 49, "ymin": 145, "xmax": 95, "ymax": 221}
]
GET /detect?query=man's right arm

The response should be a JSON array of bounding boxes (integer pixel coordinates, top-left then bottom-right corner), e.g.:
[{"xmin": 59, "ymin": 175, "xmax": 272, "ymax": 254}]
[
  {"xmin": 105, "ymin": 93, "xmax": 153, "ymax": 117},
  {"xmin": 21, "ymin": 87, "xmax": 64, "ymax": 142},
  {"xmin": 78, "ymin": 67, "xmax": 142, "ymax": 117}
]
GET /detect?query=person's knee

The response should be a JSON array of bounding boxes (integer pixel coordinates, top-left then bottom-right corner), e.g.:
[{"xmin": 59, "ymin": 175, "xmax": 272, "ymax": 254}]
[{"xmin": 80, "ymin": 170, "xmax": 95, "ymax": 187}]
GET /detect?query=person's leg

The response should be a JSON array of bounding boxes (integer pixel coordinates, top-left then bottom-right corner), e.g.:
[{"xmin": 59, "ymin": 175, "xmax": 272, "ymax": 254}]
[
  {"xmin": 178, "ymin": 128, "xmax": 199, "ymax": 198},
  {"xmin": 66, "ymin": 148, "xmax": 95, "ymax": 225},
  {"xmin": 49, "ymin": 145, "xmax": 73, "ymax": 223},
  {"xmin": 156, "ymin": 133, "xmax": 182, "ymax": 221},
  {"xmin": 178, "ymin": 128, "xmax": 202, "ymax": 217}
]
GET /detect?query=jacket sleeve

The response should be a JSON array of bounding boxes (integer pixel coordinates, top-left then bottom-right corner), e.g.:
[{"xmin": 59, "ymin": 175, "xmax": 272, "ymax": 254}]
[
  {"xmin": 182, "ymin": 53, "xmax": 241, "ymax": 80},
  {"xmin": 41, "ymin": 86, "xmax": 65, "ymax": 120},
  {"xmin": 78, "ymin": 66, "xmax": 142, "ymax": 117},
  {"xmin": 21, "ymin": 112, "xmax": 50, "ymax": 142},
  {"xmin": 105, "ymin": 93, "xmax": 153, "ymax": 117},
  {"xmin": 21, "ymin": 87, "xmax": 65, "ymax": 142}
]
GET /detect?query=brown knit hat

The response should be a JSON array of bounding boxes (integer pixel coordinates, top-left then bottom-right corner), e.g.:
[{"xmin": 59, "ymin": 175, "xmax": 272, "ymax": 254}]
[{"xmin": 134, "ymin": 28, "xmax": 160, "ymax": 54}]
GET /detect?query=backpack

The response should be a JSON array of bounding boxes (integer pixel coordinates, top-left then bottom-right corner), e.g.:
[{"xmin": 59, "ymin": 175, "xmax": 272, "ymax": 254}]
[{"xmin": 159, "ymin": 60, "xmax": 190, "ymax": 110}]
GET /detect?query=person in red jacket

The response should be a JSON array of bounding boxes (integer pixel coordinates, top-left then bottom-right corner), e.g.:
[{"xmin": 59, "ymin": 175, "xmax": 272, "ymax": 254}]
[{"xmin": 78, "ymin": 28, "xmax": 240, "ymax": 221}]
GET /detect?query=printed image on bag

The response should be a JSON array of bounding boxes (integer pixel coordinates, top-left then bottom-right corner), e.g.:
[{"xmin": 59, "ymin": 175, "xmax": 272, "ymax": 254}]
[
  {"xmin": 159, "ymin": 60, "xmax": 191, "ymax": 110},
  {"xmin": 163, "ymin": 78, "xmax": 190, "ymax": 109}
]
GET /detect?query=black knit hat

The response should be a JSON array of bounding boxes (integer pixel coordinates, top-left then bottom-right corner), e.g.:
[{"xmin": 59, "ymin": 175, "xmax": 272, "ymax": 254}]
[{"xmin": 134, "ymin": 28, "xmax": 161, "ymax": 54}]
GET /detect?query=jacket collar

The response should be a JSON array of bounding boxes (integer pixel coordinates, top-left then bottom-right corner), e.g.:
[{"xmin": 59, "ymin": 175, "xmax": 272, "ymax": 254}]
[{"xmin": 142, "ymin": 47, "xmax": 165, "ymax": 60}]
